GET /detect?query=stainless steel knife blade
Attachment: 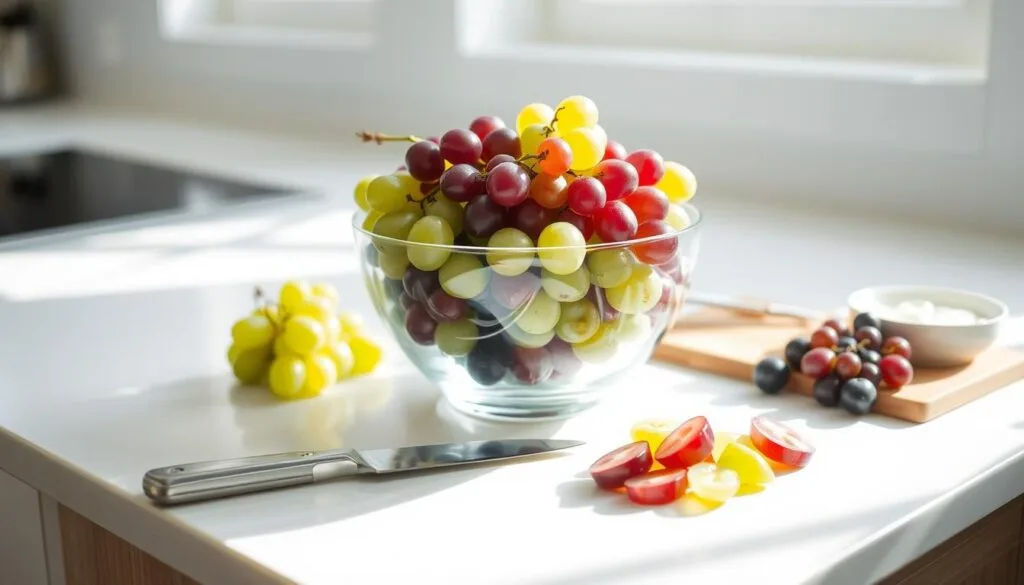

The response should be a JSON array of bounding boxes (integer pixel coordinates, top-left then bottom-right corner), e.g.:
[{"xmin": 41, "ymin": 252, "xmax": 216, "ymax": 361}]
[{"xmin": 142, "ymin": 438, "xmax": 583, "ymax": 506}]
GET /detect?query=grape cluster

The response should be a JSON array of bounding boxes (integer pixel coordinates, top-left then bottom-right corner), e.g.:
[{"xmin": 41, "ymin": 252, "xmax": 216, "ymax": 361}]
[
  {"xmin": 227, "ymin": 281, "xmax": 384, "ymax": 400},
  {"xmin": 753, "ymin": 312, "xmax": 915, "ymax": 415},
  {"xmin": 353, "ymin": 96, "xmax": 698, "ymax": 387}
]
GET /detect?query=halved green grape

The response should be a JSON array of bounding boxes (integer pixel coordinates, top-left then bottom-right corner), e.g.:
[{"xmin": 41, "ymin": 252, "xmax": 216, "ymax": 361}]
[
  {"xmin": 435, "ymin": 319, "xmax": 478, "ymax": 357},
  {"xmin": 517, "ymin": 103, "xmax": 555, "ymax": 135},
  {"xmin": 279, "ymin": 280, "xmax": 312, "ymax": 312},
  {"xmin": 325, "ymin": 341, "xmax": 355, "ymax": 378},
  {"xmin": 656, "ymin": 162, "xmax": 698, "ymax": 203},
  {"xmin": 519, "ymin": 124, "xmax": 549, "ymax": 161},
  {"xmin": 555, "ymin": 298, "xmax": 600, "ymax": 344},
  {"xmin": 537, "ymin": 222, "xmax": 586, "ymax": 275},
  {"xmin": 563, "ymin": 127, "xmax": 606, "ymax": 171},
  {"xmin": 230, "ymin": 314, "xmax": 275, "ymax": 350},
  {"xmin": 366, "ymin": 174, "xmax": 408, "ymax": 213},
  {"xmin": 372, "ymin": 208, "xmax": 424, "ymax": 254},
  {"xmin": 232, "ymin": 345, "xmax": 272, "ymax": 385},
  {"xmin": 572, "ymin": 322, "xmax": 619, "ymax": 363},
  {"xmin": 424, "ymin": 194, "xmax": 464, "ymax": 236},
  {"xmin": 439, "ymin": 254, "xmax": 490, "ymax": 300},
  {"xmin": 407, "ymin": 216, "xmax": 454, "ymax": 271},
  {"xmin": 586, "ymin": 248, "xmax": 635, "ymax": 288},
  {"xmin": 554, "ymin": 95, "xmax": 598, "ymax": 133},
  {"xmin": 282, "ymin": 315, "xmax": 327, "ymax": 356},
  {"xmin": 378, "ymin": 248, "xmax": 410, "ymax": 280},
  {"xmin": 268, "ymin": 356, "xmax": 306, "ymax": 399},
  {"xmin": 606, "ymin": 264, "xmax": 662, "ymax": 314},
  {"xmin": 506, "ymin": 324, "xmax": 555, "ymax": 348},
  {"xmin": 613, "ymin": 313, "xmax": 652, "ymax": 344},
  {"xmin": 541, "ymin": 266, "xmax": 590, "ymax": 302},
  {"xmin": 354, "ymin": 175, "xmax": 378, "ymax": 212},
  {"xmin": 486, "ymin": 227, "xmax": 534, "ymax": 276},
  {"xmin": 299, "ymin": 353, "xmax": 337, "ymax": 398},
  {"xmin": 664, "ymin": 204, "xmax": 691, "ymax": 231},
  {"xmin": 515, "ymin": 291, "xmax": 561, "ymax": 335}
]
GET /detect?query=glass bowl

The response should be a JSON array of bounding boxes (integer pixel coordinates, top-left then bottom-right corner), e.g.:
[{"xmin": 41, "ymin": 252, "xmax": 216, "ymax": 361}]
[{"xmin": 352, "ymin": 203, "xmax": 701, "ymax": 421}]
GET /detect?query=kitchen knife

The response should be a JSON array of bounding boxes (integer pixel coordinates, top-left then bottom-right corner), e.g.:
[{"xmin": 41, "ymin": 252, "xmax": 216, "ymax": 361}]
[{"xmin": 142, "ymin": 438, "xmax": 582, "ymax": 505}]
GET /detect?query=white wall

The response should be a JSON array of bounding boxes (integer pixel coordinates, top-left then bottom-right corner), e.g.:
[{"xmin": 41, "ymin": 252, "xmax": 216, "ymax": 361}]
[{"xmin": 53, "ymin": 0, "xmax": 1024, "ymax": 234}]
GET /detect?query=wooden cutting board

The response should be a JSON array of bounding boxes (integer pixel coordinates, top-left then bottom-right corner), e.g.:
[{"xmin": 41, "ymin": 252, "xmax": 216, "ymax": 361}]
[{"xmin": 653, "ymin": 307, "xmax": 1024, "ymax": 423}]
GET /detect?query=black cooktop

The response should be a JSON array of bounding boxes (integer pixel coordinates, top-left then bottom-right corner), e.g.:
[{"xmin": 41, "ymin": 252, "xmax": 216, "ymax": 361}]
[{"xmin": 0, "ymin": 148, "xmax": 300, "ymax": 239}]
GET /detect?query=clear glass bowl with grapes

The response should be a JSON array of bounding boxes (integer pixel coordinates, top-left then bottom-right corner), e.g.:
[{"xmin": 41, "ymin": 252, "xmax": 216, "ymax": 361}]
[{"xmin": 352, "ymin": 96, "xmax": 702, "ymax": 420}]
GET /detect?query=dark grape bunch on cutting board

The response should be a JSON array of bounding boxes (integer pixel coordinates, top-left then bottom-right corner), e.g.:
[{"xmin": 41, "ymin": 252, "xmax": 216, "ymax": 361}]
[{"xmin": 753, "ymin": 311, "xmax": 914, "ymax": 415}]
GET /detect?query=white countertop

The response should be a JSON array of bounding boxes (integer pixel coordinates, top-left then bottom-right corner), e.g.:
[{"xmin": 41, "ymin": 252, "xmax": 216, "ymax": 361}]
[{"xmin": 2, "ymin": 104, "xmax": 1024, "ymax": 585}]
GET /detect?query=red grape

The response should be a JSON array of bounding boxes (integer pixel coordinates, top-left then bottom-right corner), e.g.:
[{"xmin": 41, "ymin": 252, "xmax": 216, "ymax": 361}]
[
  {"xmin": 399, "ymin": 293, "xmax": 416, "ymax": 310},
  {"xmin": 810, "ymin": 326, "xmax": 839, "ymax": 349},
  {"xmin": 405, "ymin": 302, "xmax": 438, "ymax": 345},
  {"xmin": 439, "ymin": 129, "xmax": 483, "ymax": 166},
  {"xmin": 593, "ymin": 200, "xmax": 638, "ymax": 243},
  {"xmin": 558, "ymin": 209, "xmax": 594, "ymax": 241},
  {"xmin": 464, "ymin": 194, "xmax": 509, "ymax": 239},
  {"xmin": 405, "ymin": 141, "xmax": 445, "ymax": 183},
  {"xmin": 530, "ymin": 173, "xmax": 568, "ymax": 209},
  {"xmin": 469, "ymin": 115, "xmax": 505, "ymax": 142},
  {"xmin": 566, "ymin": 177, "xmax": 607, "ymax": 216},
  {"xmin": 537, "ymin": 137, "xmax": 573, "ymax": 176},
  {"xmin": 426, "ymin": 136, "xmax": 440, "ymax": 144},
  {"xmin": 625, "ymin": 149, "xmax": 665, "ymax": 186},
  {"xmin": 485, "ymin": 154, "xmax": 516, "ymax": 172},
  {"xmin": 403, "ymin": 266, "xmax": 439, "ymax": 302},
  {"xmin": 547, "ymin": 337, "xmax": 583, "ymax": 379},
  {"xmin": 440, "ymin": 164, "xmax": 486, "ymax": 203},
  {"xmin": 835, "ymin": 352, "xmax": 862, "ymax": 379},
  {"xmin": 593, "ymin": 159, "xmax": 639, "ymax": 201},
  {"xmin": 481, "ymin": 128, "xmax": 521, "ymax": 161},
  {"xmin": 485, "ymin": 161, "xmax": 531, "ymax": 207},
  {"xmin": 419, "ymin": 181, "xmax": 438, "ymax": 195},
  {"xmin": 603, "ymin": 139, "xmax": 627, "ymax": 161},
  {"xmin": 855, "ymin": 326, "xmax": 882, "ymax": 350},
  {"xmin": 801, "ymin": 347, "xmax": 837, "ymax": 379},
  {"xmin": 512, "ymin": 346, "xmax": 554, "ymax": 385},
  {"xmin": 879, "ymin": 355, "xmax": 913, "ymax": 388},
  {"xmin": 490, "ymin": 272, "xmax": 541, "ymax": 309},
  {"xmin": 587, "ymin": 286, "xmax": 620, "ymax": 321},
  {"xmin": 881, "ymin": 336, "xmax": 912, "ymax": 360},
  {"xmin": 426, "ymin": 289, "xmax": 467, "ymax": 322},
  {"xmin": 624, "ymin": 186, "xmax": 669, "ymax": 223},
  {"xmin": 511, "ymin": 199, "xmax": 558, "ymax": 241},
  {"xmin": 859, "ymin": 362, "xmax": 882, "ymax": 387},
  {"xmin": 631, "ymin": 220, "xmax": 678, "ymax": 265}
]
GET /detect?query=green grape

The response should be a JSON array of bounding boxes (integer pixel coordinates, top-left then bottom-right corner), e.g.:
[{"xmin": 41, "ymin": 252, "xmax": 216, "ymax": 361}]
[
  {"xmin": 563, "ymin": 126, "xmax": 605, "ymax": 171},
  {"xmin": 282, "ymin": 315, "xmax": 327, "ymax": 356},
  {"xmin": 395, "ymin": 171, "xmax": 421, "ymax": 201},
  {"xmin": 435, "ymin": 319, "xmax": 478, "ymax": 357},
  {"xmin": 362, "ymin": 210, "xmax": 383, "ymax": 232},
  {"xmin": 517, "ymin": 103, "xmax": 555, "ymax": 134},
  {"xmin": 424, "ymin": 194, "xmax": 464, "ymax": 236},
  {"xmin": 338, "ymin": 311, "xmax": 364, "ymax": 336},
  {"xmin": 279, "ymin": 279, "xmax": 312, "ymax": 312},
  {"xmin": 349, "ymin": 333, "xmax": 383, "ymax": 375},
  {"xmin": 299, "ymin": 353, "xmax": 337, "ymax": 398},
  {"xmin": 407, "ymin": 216, "xmax": 454, "ymax": 271},
  {"xmin": 227, "ymin": 342, "xmax": 243, "ymax": 365},
  {"xmin": 232, "ymin": 345, "xmax": 272, "ymax": 385},
  {"xmin": 541, "ymin": 266, "xmax": 590, "ymax": 302},
  {"xmin": 656, "ymin": 162, "xmax": 698, "ymax": 203},
  {"xmin": 311, "ymin": 283, "xmax": 339, "ymax": 308},
  {"xmin": 664, "ymin": 204, "xmax": 691, "ymax": 231},
  {"xmin": 366, "ymin": 174, "xmax": 408, "ymax": 213},
  {"xmin": 354, "ymin": 175, "xmax": 378, "ymax": 212},
  {"xmin": 372, "ymin": 208, "xmax": 424, "ymax": 254},
  {"xmin": 273, "ymin": 335, "xmax": 300, "ymax": 358},
  {"xmin": 269, "ymin": 356, "xmax": 306, "ymax": 398},
  {"xmin": 606, "ymin": 264, "xmax": 662, "ymax": 314},
  {"xmin": 378, "ymin": 248, "xmax": 410, "ymax": 280},
  {"xmin": 291, "ymin": 297, "xmax": 334, "ymax": 325},
  {"xmin": 325, "ymin": 341, "xmax": 355, "ymax": 378},
  {"xmin": 439, "ymin": 254, "xmax": 490, "ymax": 300},
  {"xmin": 554, "ymin": 95, "xmax": 599, "ymax": 133},
  {"xmin": 486, "ymin": 228, "xmax": 534, "ymax": 277},
  {"xmin": 230, "ymin": 314, "xmax": 275, "ymax": 350},
  {"xmin": 506, "ymin": 324, "xmax": 554, "ymax": 348},
  {"xmin": 572, "ymin": 322, "xmax": 620, "ymax": 364},
  {"xmin": 586, "ymin": 248, "xmax": 635, "ymax": 288},
  {"xmin": 613, "ymin": 313, "xmax": 652, "ymax": 344},
  {"xmin": 537, "ymin": 222, "xmax": 586, "ymax": 275},
  {"xmin": 555, "ymin": 299, "xmax": 600, "ymax": 344},
  {"xmin": 515, "ymin": 290, "xmax": 560, "ymax": 335},
  {"xmin": 519, "ymin": 123, "xmax": 549, "ymax": 159}
]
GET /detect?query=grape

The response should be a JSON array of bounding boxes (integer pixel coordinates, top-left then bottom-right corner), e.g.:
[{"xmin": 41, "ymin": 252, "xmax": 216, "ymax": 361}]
[
  {"xmin": 435, "ymin": 319, "xmax": 478, "ymax": 357},
  {"xmin": 784, "ymin": 337, "xmax": 811, "ymax": 370},
  {"xmin": 572, "ymin": 322, "xmax": 619, "ymax": 363},
  {"xmin": 822, "ymin": 318, "xmax": 849, "ymax": 337},
  {"xmin": 300, "ymin": 353, "xmax": 337, "ymax": 397},
  {"xmin": 664, "ymin": 204, "xmax": 691, "ymax": 231},
  {"xmin": 362, "ymin": 211, "xmax": 383, "ymax": 232},
  {"xmin": 268, "ymin": 356, "xmax": 306, "ymax": 398},
  {"xmin": 440, "ymin": 164, "xmax": 486, "ymax": 203},
  {"xmin": 881, "ymin": 337, "xmax": 912, "ymax": 360},
  {"xmin": 372, "ymin": 208, "xmax": 423, "ymax": 254},
  {"xmin": 426, "ymin": 289, "xmax": 467, "ymax": 322},
  {"xmin": 587, "ymin": 248, "xmax": 634, "ymax": 288},
  {"xmin": 279, "ymin": 279, "xmax": 312, "ymax": 311},
  {"xmin": 353, "ymin": 175, "xmax": 377, "ymax": 212},
  {"xmin": 467, "ymin": 345, "xmax": 508, "ymax": 386},
  {"xmin": 232, "ymin": 346, "xmax": 272, "ymax": 385},
  {"xmin": 325, "ymin": 341, "xmax": 355, "ymax": 379},
  {"xmin": 338, "ymin": 311, "xmax": 364, "ymax": 335},
  {"xmin": 423, "ymin": 194, "xmax": 464, "ymax": 236},
  {"xmin": 546, "ymin": 337, "xmax": 583, "ymax": 379},
  {"xmin": 858, "ymin": 347, "xmax": 881, "ymax": 365},
  {"xmin": 537, "ymin": 137, "xmax": 573, "ymax": 176},
  {"xmin": 366, "ymin": 174, "xmax": 408, "ymax": 213},
  {"xmin": 378, "ymin": 249, "xmax": 410, "ymax": 279},
  {"xmin": 506, "ymin": 324, "xmax": 555, "ymax": 349},
  {"xmin": 515, "ymin": 291, "xmax": 561, "ymax": 335},
  {"xmin": 835, "ymin": 352, "xmax": 862, "ymax": 379},
  {"xmin": 405, "ymin": 302, "xmax": 438, "ymax": 345},
  {"xmin": 512, "ymin": 347, "xmax": 554, "ymax": 385},
  {"xmin": 810, "ymin": 326, "xmax": 839, "ymax": 349},
  {"xmin": 541, "ymin": 266, "xmax": 590, "ymax": 302},
  {"xmin": 840, "ymin": 378, "xmax": 877, "ymax": 415},
  {"xmin": 439, "ymin": 129, "xmax": 483, "ymax": 166},
  {"xmin": 567, "ymin": 177, "xmax": 606, "ymax": 216},
  {"xmin": 405, "ymin": 140, "xmax": 445, "ymax": 183},
  {"xmin": 482, "ymin": 128, "xmax": 521, "ymax": 161},
  {"xmin": 563, "ymin": 127, "xmax": 606, "ymax": 171},
  {"xmin": 282, "ymin": 316, "xmax": 327, "ymax": 356},
  {"xmin": 231, "ymin": 315, "xmax": 275, "ymax": 350},
  {"xmin": 511, "ymin": 199, "xmax": 558, "ymax": 241},
  {"xmin": 859, "ymin": 361, "xmax": 882, "ymax": 388},
  {"xmin": 469, "ymin": 115, "xmax": 505, "ymax": 141},
  {"xmin": 879, "ymin": 355, "xmax": 913, "ymax": 388},
  {"xmin": 419, "ymin": 181, "xmax": 438, "ymax": 196},
  {"xmin": 439, "ymin": 254, "xmax": 491, "ymax": 300},
  {"xmin": 593, "ymin": 159, "xmax": 639, "ymax": 201},
  {"xmin": 853, "ymin": 312, "xmax": 882, "ymax": 331},
  {"xmin": 291, "ymin": 298, "xmax": 334, "ymax": 328},
  {"xmin": 558, "ymin": 209, "xmax": 594, "ymax": 241},
  {"xmin": 837, "ymin": 336, "xmax": 858, "ymax": 351},
  {"xmin": 537, "ymin": 222, "xmax": 587, "ymax": 275},
  {"xmin": 614, "ymin": 313, "xmax": 651, "ymax": 344},
  {"xmin": 407, "ymin": 216, "xmax": 454, "ymax": 271},
  {"xmin": 530, "ymin": 173, "xmax": 568, "ymax": 209},
  {"xmin": 402, "ymin": 266, "xmax": 440, "ymax": 302},
  {"xmin": 518, "ymin": 124, "xmax": 548, "ymax": 163},
  {"xmin": 605, "ymin": 264, "xmax": 662, "ymax": 314},
  {"xmin": 754, "ymin": 357, "xmax": 790, "ymax": 395},
  {"xmin": 631, "ymin": 220, "xmax": 678, "ymax": 265},
  {"xmin": 603, "ymin": 139, "xmax": 627, "ymax": 161},
  {"xmin": 486, "ymin": 227, "xmax": 534, "ymax": 276},
  {"xmin": 516, "ymin": 103, "xmax": 554, "ymax": 134},
  {"xmin": 655, "ymin": 162, "xmax": 698, "ymax": 203},
  {"xmin": 624, "ymin": 186, "xmax": 669, "ymax": 223},
  {"xmin": 800, "ymin": 347, "xmax": 836, "ymax": 379},
  {"xmin": 485, "ymin": 153, "xmax": 516, "ymax": 172},
  {"xmin": 555, "ymin": 298, "xmax": 600, "ymax": 344},
  {"xmin": 427, "ymin": 136, "xmax": 440, "ymax": 144},
  {"xmin": 855, "ymin": 326, "xmax": 882, "ymax": 350},
  {"xmin": 464, "ymin": 194, "xmax": 509, "ymax": 239},
  {"xmin": 486, "ymin": 161, "xmax": 531, "ymax": 207},
  {"xmin": 311, "ymin": 283, "xmax": 339, "ymax": 308},
  {"xmin": 813, "ymin": 375, "xmax": 842, "ymax": 407},
  {"xmin": 490, "ymin": 272, "xmax": 541, "ymax": 309},
  {"xmin": 348, "ymin": 333, "xmax": 383, "ymax": 375},
  {"xmin": 594, "ymin": 201, "xmax": 638, "ymax": 243},
  {"xmin": 625, "ymin": 150, "xmax": 665, "ymax": 186},
  {"xmin": 554, "ymin": 95, "xmax": 599, "ymax": 133}
]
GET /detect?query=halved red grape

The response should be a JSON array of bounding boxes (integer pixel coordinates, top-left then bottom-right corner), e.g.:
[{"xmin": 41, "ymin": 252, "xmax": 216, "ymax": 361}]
[
  {"xmin": 750, "ymin": 416, "xmax": 815, "ymax": 468},
  {"xmin": 511, "ymin": 199, "xmax": 558, "ymax": 242},
  {"xmin": 631, "ymin": 220, "xmax": 678, "ymax": 265},
  {"xmin": 654, "ymin": 416, "xmax": 714, "ymax": 469},
  {"xmin": 624, "ymin": 186, "xmax": 669, "ymax": 223},
  {"xmin": 439, "ymin": 129, "xmax": 483, "ymax": 166},
  {"xmin": 464, "ymin": 194, "xmax": 509, "ymax": 238},
  {"xmin": 486, "ymin": 162, "xmax": 531, "ymax": 207},
  {"xmin": 594, "ymin": 200, "xmax": 638, "ymax": 243},
  {"xmin": 589, "ymin": 441, "xmax": 653, "ymax": 489},
  {"xmin": 593, "ymin": 159, "xmax": 639, "ymax": 201},
  {"xmin": 481, "ymin": 128, "xmax": 521, "ymax": 161},
  {"xmin": 469, "ymin": 115, "xmax": 505, "ymax": 142},
  {"xmin": 603, "ymin": 139, "xmax": 628, "ymax": 161},
  {"xmin": 624, "ymin": 469, "xmax": 688, "ymax": 505},
  {"xmin": 625, "ymin": 149, "xmax": 665, "ymax": 186},
  {"xmin": 879, "ymin": 354, "xmax": 913, "ymax": 389},
  {"xmin": 405, "ymin": 302, "xmax": 438, "ymax": 345},
  {"xmin": 405, "ymin": 140, "xmax": 445, "ymax": 183},
  {"xmin": 835, "ymin": 352, "xmax": 862, "ymax": 379},
  {"xmin": 566, "ymin": 177, "xmax": 607, "ymax": 216},
  {"xmin": 801, "ymin": 347, "xmax": 837, "ymax": 379},
  {"xmin": 536, "ymin": 137, "xmax": 573, "ymax": 176},
  {"xmin": 440, "ymin": 164, "xmax": 486, "ymax": 203},
  {"xmin": 881, "ymin": 336, "xmax": 912, "ymax": 360},
  {"xmin": 558, "ymin": 209, "xmax": 594, "ymax": 241},
  {"xmin": 512, "ymin": 346, "xmax": 554, "ymax": 385},
  {"xmin": 810, "ymin": 326, "xmax": 839, "ymax": 349},
  {"xmin": 485, "ymin": 154, "xmax": 516, "ymax": 172},
  {"xmin": 426, "ymin": 289, "xmax": 467, "ymax": 322}
]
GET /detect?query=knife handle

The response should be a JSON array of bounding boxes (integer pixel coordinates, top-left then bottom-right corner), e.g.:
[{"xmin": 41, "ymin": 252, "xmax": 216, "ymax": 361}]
[{"xmin": 142, "ymin": 449, "xmax": 366, "ymax": 505}]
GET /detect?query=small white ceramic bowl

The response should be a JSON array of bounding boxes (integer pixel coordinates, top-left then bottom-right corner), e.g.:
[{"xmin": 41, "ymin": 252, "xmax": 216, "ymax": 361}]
[{"xmin": 847, "ymin": 285, "xmax": 1009, "ymax": 368}]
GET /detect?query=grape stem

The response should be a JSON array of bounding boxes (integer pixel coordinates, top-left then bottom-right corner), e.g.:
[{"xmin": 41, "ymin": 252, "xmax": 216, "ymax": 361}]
[
  {"xmin": 542, "ymin": 106, "xmax": 565, "ymax": 137},
  {"xmin": 355, "ymin": 131, "xmax": 423, "ymax": 144}
]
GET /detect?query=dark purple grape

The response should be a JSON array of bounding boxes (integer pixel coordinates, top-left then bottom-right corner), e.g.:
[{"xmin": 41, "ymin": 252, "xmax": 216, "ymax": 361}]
[
  {"xmin": 405, "ymin": 302, "xmax": 438, "ymax": 345},
  {"xmin": 859, "ymin": 362, "xmax": 882, "ymax": 388},
  {"xmin": 464, "ymin": 194, "xmax": 509, "ymax": 239},
  {"xmin": 784, "ymin": 337, "xmax": 811, "ymax": 370},
  {"xmin": 855, "ymin": 326, "xmax": 882, "ymax": 350},
  {"xmin": 511, "ymin": 199, "xmax": 557, "ymax": 242},
  {"xmin": 853, "ymin": 312, "xmax": 882, "ymax": 331},
  {"xmin": 467, "ymin": 335, "xmax": 513, "ymax": 385},
  {"xmin": 402, "ymin": 266, "xmax": 439, "ymax": 302},
  {"xmin": 840, "ymin": 378, "xmax": 877, "ymax": 415},
  {"xmin": 486, "ymin": 162, "xmax": 531, "ymax": 207},
  {"xmin": 813, "ymin": 375, "xmax": 842, "ymax": 407},
  {"xmin": 490, "ymin": 273, "xmax": 541, "ymax": 309},
  {"xmin": 405, "ymin": 140, "xmax": 445, "ymax": 183},
  {"xmin": 837, "ymin": 336, "xmax": 858, "ymax": 351},
  {"xmin": 858, "ymin": 347, "xmax": 881, "ymax": 364},
  {"xmin": 485, "ymin": 154, "xmax": 516, "ymax": 172},
  {"xmin": 399, "ymin": 293, "xmax": 417, "ymax": 310},
  {"xmin": 754, "ymin": 357, "xmax": 790, "ymax": 395},
  {"xmin": 439, "ymin": 129, "xmax": 483, "ymax": 166},
  {"xmin": 440, "ymin": 164, "xmax": 486, "ymax": 203},
  {"xmin": 426, "ymin": 289, "xmax": 467, "ymax": 322},
  {"xmin": 512, "ymin": 347, "xmax": 554, "ymax": 385},
  {"xmin": 481, "ymin": 127, "xmax": 521, "ymax": 161}
]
